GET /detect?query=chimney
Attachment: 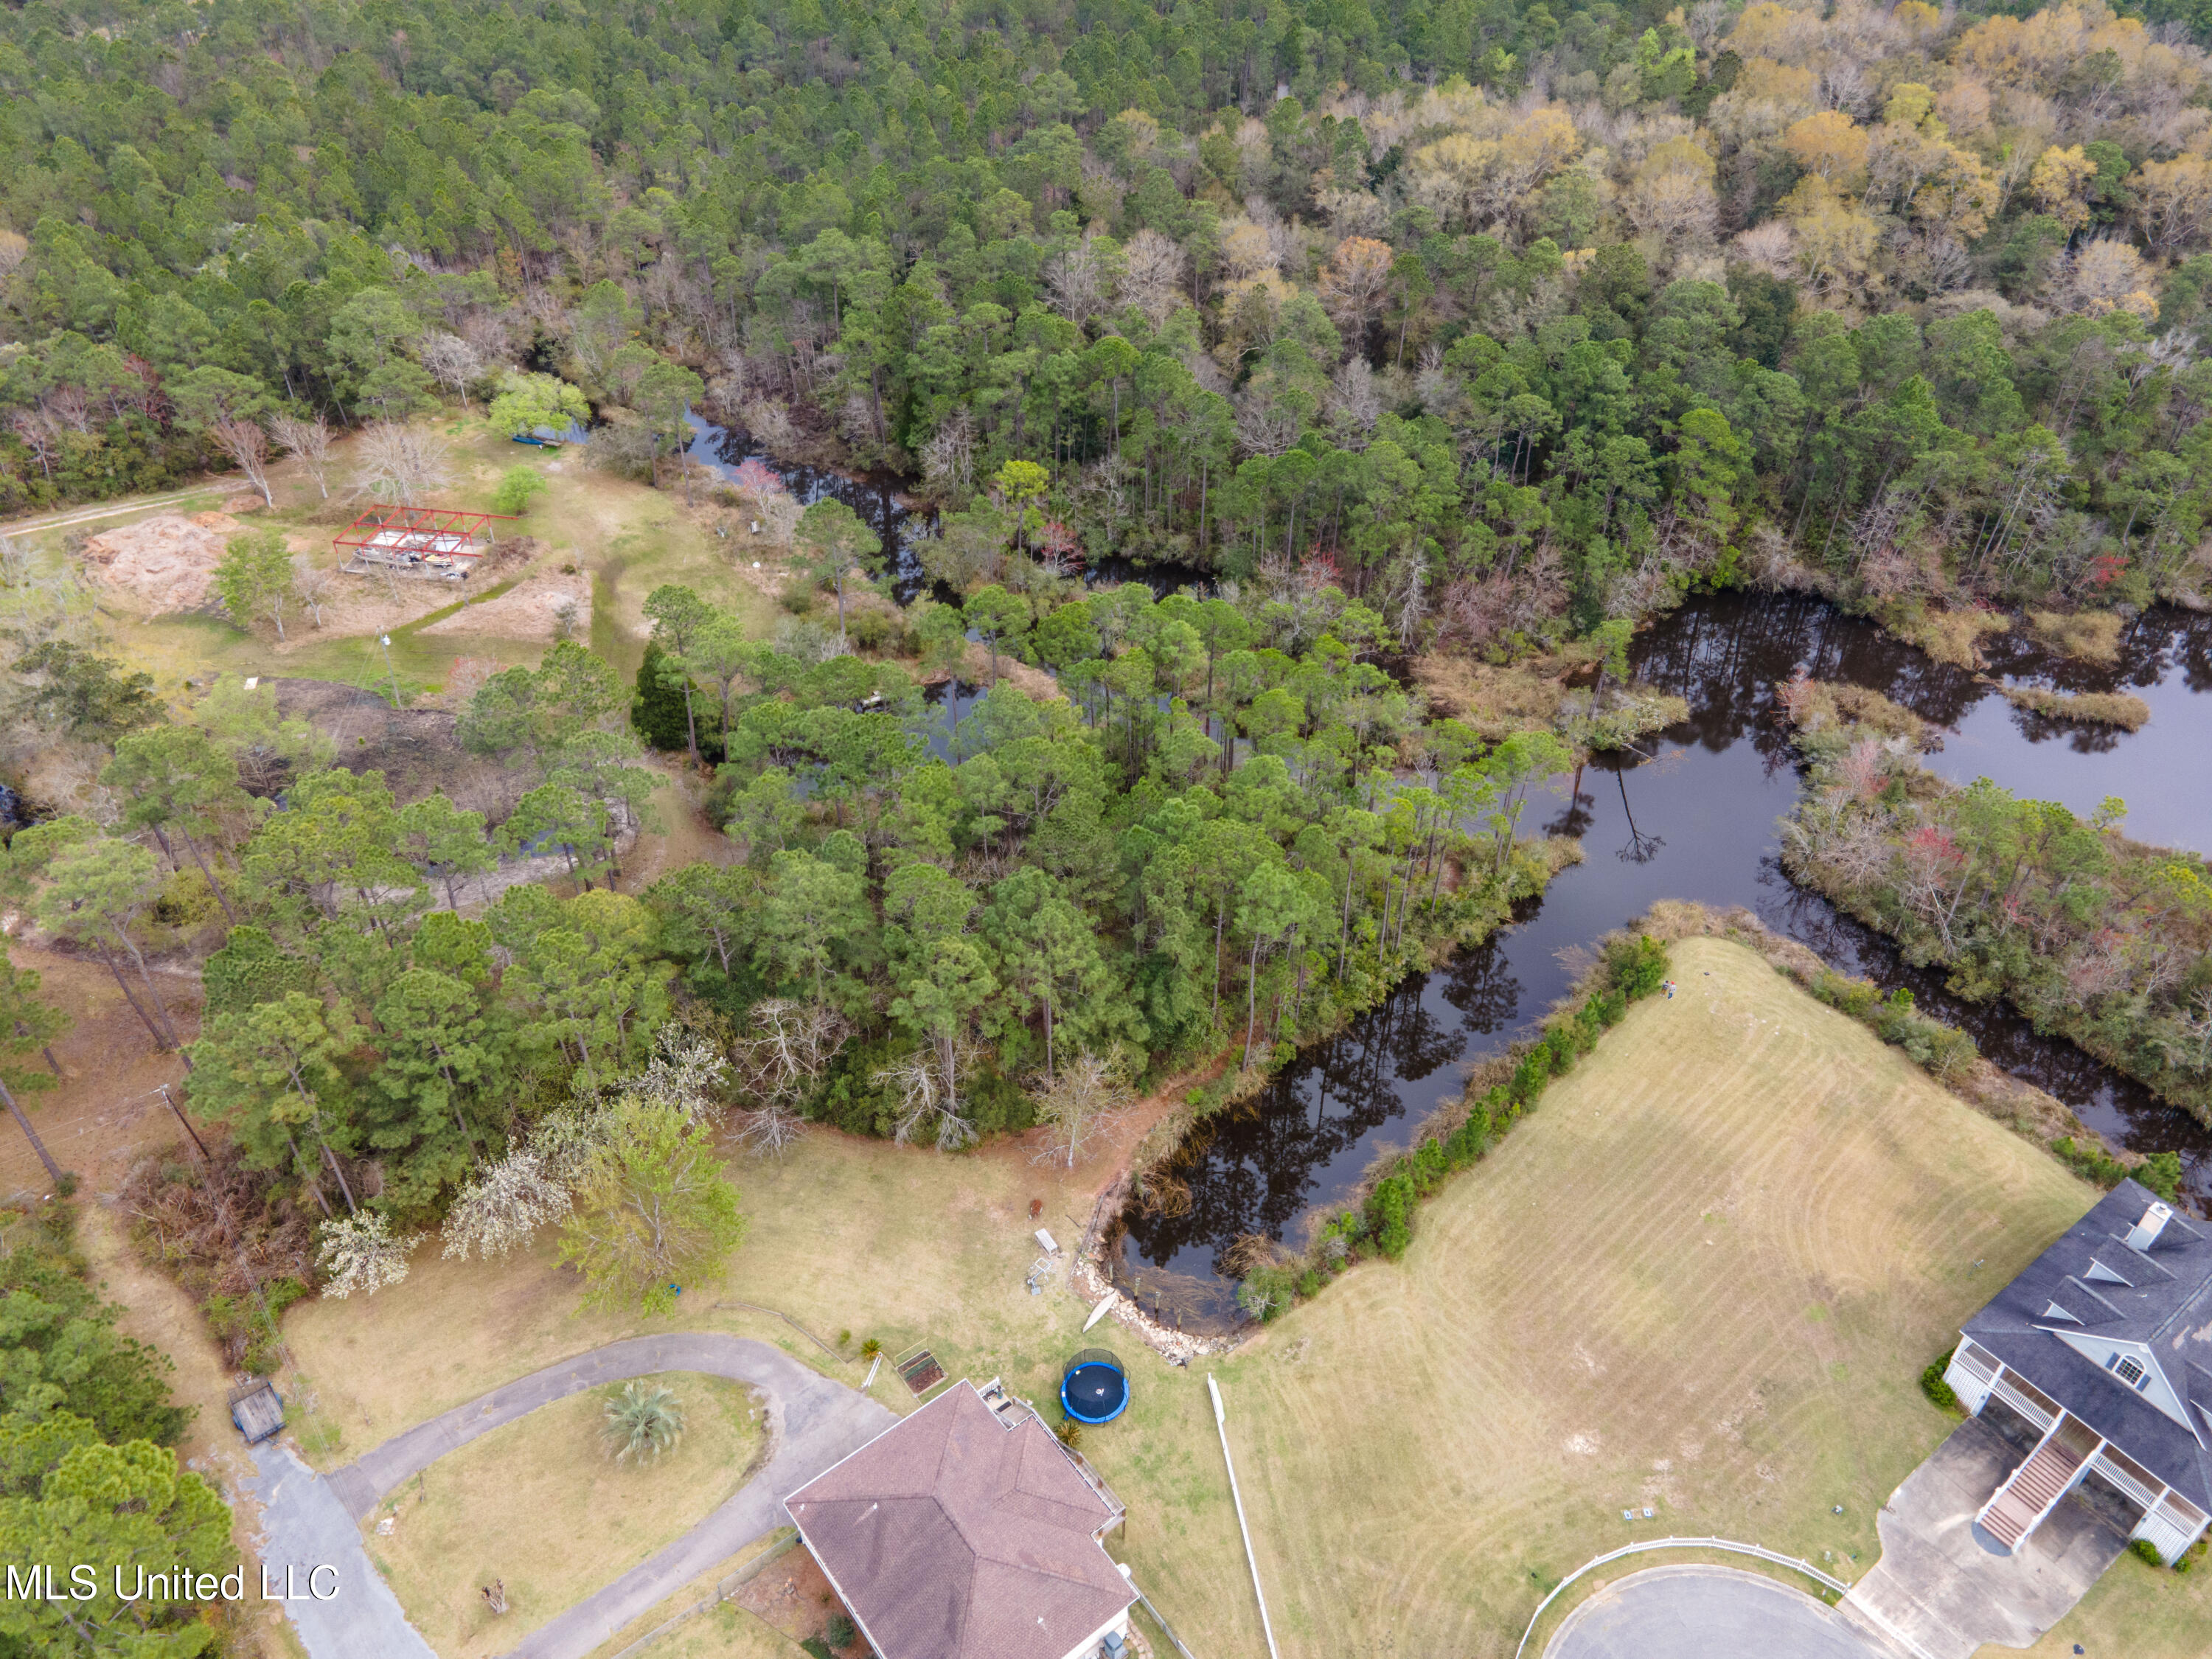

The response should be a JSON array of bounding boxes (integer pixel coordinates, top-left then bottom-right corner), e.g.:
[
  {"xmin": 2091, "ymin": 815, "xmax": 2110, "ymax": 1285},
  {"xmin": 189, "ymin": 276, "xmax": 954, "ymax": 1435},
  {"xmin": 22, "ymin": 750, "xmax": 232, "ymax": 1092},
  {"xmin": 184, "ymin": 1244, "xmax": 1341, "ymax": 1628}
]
[{"xmin": 2126, "ymin": 1201, "xmax": 2172, "ymax": 1253}]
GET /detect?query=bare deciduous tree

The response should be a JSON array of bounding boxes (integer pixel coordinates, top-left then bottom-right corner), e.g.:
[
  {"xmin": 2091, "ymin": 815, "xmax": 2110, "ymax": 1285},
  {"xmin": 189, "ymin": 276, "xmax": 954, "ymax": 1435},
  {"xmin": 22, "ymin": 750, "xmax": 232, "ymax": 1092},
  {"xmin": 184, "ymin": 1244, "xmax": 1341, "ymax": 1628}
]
[
  {"xmin": 355, "ymin": 422, "xmax": 452, "ymax": 506},
  {"xmin": 418, "ymin": 330, "xmax": 485, "ymax": 408},
  {"xmin": 1027, "ymin": 1051, "xmax": 1134, "ymax": 1169},
  {"xmin": 291, "ymin": 555, "xmax": 334, "ymax": 628},
  {"xmin": 1316, "ymin": 235, "xmax": 1395, "ymax": 341},
  {"xmin": 875, "ymin": 1042, "xmax": 978, "ymax": 1152},
  {"xmin": 729, "ymin": 998, "xmax": 847, "ymax": 1157},
  {"xmin": 209, "ymin": 418, "xmax": 276, "ymax": 507},
  {"xmin": 1045, "ymin": 232, "xmax": 1118, "ymax": 326},
  {"xmin": 1117, "ymin": 229, "xmax": 1188, "ymax": 324},
  {"xmin": 269, "ymin": 412, "xmax": 335, "ymax": 499}
]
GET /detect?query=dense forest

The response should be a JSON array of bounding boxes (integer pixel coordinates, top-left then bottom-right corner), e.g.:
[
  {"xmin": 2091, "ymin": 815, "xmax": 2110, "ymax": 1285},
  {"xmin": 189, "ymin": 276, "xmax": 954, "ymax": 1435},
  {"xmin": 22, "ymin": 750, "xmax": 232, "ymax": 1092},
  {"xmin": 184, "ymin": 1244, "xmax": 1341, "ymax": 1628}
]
[
  {"xmin": 1, "ymin": 597, "xmax": 1570, "ymax": 1225},
  {"xmin": 0, "ymin": 1203, "xmax": 226, "ymax": 1657},
  {"xmin": 7, "ymin": 0, "xmax": 2212, "ymax": 648}
]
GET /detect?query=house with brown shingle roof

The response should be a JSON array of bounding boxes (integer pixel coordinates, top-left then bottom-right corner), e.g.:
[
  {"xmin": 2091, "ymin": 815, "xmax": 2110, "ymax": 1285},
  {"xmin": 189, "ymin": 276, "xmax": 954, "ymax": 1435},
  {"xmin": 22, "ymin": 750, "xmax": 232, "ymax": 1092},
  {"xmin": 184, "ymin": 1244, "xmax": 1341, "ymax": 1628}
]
[{"xmin": 783, "ymin": 1378, "xmax": 1139, "ymax": 1659}]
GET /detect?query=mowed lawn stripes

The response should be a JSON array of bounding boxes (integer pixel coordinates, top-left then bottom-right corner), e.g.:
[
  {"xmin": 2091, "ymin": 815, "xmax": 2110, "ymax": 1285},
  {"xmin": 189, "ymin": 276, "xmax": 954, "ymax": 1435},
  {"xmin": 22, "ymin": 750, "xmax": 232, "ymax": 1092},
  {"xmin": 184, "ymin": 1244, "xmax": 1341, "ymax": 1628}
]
[{"xmin": 1211, "ymin": 936, "xmax": 2097, "ymax": 1659}]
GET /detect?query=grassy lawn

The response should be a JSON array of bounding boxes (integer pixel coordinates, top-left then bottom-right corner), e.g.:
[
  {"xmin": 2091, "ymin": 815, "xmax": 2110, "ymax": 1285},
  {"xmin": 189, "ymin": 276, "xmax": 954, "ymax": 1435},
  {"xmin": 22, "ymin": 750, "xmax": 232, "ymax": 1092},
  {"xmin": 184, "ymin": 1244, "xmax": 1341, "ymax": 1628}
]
[
  {"xmin": 276, "ymin": 933, "xmax": 2211, "ymax": 1659},
  {"xmin": 364, "ymin": 1374, "xmax": 763, "ymax": 1659}
]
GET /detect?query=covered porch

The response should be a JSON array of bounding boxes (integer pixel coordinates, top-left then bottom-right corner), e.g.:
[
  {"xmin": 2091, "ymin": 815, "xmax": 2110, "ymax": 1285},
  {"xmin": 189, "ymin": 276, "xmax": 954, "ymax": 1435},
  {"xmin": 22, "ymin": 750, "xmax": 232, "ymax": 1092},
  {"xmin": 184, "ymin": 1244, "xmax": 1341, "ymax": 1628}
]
[{"xmin": 1944, "ymin": 1337, "xmax": 2210, "ymax": 1563}]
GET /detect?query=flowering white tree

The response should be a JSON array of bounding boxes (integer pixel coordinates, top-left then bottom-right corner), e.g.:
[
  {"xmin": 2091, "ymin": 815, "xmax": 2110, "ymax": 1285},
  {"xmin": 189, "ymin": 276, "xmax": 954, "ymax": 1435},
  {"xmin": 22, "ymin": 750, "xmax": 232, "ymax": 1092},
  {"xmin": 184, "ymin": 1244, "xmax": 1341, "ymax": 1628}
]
[
  {"xmin": 317, "ymin": 1212, "xmax": 423, "ymax": 1298},
  {"xmin": 440, "ymin": 1143, "xmax": 574, "ymax": 1261},
  {"xmin": 627, "ymin": 1026, "xmax": 730, "ymax": 1122},
  {"xmin": 441, "ymin": 1023, "xmax": 731, "ymax": 1261}
]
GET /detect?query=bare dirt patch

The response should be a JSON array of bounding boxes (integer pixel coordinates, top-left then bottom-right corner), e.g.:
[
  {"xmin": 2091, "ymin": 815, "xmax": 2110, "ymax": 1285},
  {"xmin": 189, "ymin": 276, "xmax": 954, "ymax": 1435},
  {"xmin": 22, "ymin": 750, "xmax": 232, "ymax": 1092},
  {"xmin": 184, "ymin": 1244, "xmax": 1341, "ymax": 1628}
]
[
  {"xmin": 284, "ymin": 574, "xmax": 457, "ymax": 645},
  {"xmin": 78, "ymin": 511, "xmax": 243, "ymax": 615},
  {"xmin": 731, "ymin": 1543, "xmax": 862, "ymax": 1652},
  {"xmin": 421, "ymin": 567, "xmax": 593, "ymax": 644},
  {"xmin": 0, "ymin": 942, "xmax": 198, "ymax": 1197}
]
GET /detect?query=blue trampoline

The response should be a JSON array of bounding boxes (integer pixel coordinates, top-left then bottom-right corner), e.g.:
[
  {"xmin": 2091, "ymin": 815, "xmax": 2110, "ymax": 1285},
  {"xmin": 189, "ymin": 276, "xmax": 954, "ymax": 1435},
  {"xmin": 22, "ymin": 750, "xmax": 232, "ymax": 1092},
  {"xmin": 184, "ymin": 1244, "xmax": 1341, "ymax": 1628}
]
[{"xmin": 1060, "ymin": 1348, "xmax": 1128, "ymax": 1425}]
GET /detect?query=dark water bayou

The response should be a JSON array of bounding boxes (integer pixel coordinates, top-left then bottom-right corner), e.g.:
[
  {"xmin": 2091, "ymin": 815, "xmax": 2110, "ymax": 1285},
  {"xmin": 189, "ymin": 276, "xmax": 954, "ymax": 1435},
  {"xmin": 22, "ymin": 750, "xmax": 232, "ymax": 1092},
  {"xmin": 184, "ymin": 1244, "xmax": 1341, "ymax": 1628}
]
[
  {"xmin": 1113, "ymin": 595, "xmax": 2212, "ymax": 1330},
  {"xmin": 680, "ymin": 414, "xmax": 2212, "ymax": 1328}
]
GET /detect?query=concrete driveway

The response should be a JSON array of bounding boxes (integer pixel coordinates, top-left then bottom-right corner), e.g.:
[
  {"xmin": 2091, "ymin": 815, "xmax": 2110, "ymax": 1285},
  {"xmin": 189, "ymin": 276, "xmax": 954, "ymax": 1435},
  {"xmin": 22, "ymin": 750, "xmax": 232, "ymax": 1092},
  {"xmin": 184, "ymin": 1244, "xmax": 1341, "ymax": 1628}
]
[
  {"xmin": 1840, "ymin": 1416, "xmax": 2127, "ymax": 1659},
  {"xmin": 260, "ymin": 1332, "xmax": 895, "ymax": 1659},
  {"xmin": 1545, "ymin": 1564, "xmax": 1884, "ymax": 1659}
]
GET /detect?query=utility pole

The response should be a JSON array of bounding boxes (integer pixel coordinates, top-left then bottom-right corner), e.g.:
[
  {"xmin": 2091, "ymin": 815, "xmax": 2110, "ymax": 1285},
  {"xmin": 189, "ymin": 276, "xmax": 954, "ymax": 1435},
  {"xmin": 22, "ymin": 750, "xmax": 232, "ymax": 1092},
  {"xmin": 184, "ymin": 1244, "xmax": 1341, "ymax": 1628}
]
[
  {"xmin": 0, "ymin": 1073, "xmax": 64, "ymax": 1189},
  {"xmin": 378, "ymin": 633, "xmax": 404, "ymax": 709},
  {"xmin": 159, "ymin": 1084, "xmax": 212, "ymax": 1162}
]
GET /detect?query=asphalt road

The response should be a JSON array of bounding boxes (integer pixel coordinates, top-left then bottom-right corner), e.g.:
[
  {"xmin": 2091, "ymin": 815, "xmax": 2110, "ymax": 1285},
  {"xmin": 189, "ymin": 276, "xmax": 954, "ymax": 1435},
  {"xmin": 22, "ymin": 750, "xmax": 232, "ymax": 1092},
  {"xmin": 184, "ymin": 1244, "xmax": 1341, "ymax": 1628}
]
[
  {"xmin": 1545, "ymin": 1564, "xmax": 1885, "ymax": 1659},
  {"xmin": 243, "ymin": 1441, "xmax": 438, "ymax": 1659},
  {"xmin": 257, "ymin": 1332, "xmax": 896, "ymax": 1659}
]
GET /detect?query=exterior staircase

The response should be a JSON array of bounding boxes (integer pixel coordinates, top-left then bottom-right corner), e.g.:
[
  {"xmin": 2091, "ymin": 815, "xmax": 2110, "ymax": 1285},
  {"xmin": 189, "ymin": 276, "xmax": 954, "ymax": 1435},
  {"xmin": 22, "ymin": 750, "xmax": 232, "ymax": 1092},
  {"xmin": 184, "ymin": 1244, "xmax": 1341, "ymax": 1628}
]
[{"xmin": 1976, "ymin": 1413, "xmax": 2102, "ymax": 1552}]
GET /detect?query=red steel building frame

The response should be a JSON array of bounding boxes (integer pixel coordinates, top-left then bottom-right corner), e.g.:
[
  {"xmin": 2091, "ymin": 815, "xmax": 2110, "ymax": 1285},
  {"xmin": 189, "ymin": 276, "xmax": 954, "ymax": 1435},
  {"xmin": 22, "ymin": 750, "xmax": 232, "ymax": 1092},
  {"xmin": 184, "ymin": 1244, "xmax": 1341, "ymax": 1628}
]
[{"xmin": 333, "ymin": 505, "xmax": 517, "ymax": 561}]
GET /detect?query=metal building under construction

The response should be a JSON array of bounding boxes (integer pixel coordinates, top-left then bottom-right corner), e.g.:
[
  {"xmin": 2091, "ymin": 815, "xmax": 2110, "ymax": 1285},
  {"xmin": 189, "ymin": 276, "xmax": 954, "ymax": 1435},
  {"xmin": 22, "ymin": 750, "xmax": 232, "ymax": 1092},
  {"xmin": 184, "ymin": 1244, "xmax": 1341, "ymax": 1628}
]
[{"xmin": 334, "ymin": 506, "xmax": 513, "ymax": 580}]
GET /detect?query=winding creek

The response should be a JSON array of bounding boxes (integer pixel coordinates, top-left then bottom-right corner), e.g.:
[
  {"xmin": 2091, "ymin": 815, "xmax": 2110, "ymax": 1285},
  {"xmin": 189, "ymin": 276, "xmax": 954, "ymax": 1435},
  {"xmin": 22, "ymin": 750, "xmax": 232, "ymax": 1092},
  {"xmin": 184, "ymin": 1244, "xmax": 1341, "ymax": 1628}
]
[
  {"xmin": 677, "ymin": 413, "xmax": 2212, "ymax": 1332},
  {"xmin": 1113, "ymin": 596, "xmax": 2212, "ymax": 1331}
]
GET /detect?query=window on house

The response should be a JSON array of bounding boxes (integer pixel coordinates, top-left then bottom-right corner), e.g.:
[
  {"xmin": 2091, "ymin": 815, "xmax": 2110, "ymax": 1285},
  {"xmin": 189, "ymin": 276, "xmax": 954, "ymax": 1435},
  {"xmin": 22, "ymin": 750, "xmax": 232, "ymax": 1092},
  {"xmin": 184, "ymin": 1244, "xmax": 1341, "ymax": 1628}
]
[{"xmin": 2115, "ymin": 1355, "xmax": 2146, "ymax": 1388}]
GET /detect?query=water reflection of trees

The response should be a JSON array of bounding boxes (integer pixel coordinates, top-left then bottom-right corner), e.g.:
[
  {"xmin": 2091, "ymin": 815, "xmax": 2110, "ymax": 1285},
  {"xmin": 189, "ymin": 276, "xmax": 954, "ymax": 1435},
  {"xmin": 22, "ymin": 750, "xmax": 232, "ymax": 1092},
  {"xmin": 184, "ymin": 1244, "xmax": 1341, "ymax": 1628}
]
[
  {"xmin": 1632, "ymin": 592, "xmax": 1989, "ymax": 740},
  {"xmin": 1118, "ymin": 975, "xmax": 1472, "ymax": 1284},
  {"xmin": 2005, "ymin": 708, "xmax": 2126, "ymax": 756},
  {"xmin": 1437, "ymin": 941, "xmax": 1523, "ymax": 1033},
  {"xmin": 1121, "ymin": 597, "xmax": 2212, "ymax": 1322}
]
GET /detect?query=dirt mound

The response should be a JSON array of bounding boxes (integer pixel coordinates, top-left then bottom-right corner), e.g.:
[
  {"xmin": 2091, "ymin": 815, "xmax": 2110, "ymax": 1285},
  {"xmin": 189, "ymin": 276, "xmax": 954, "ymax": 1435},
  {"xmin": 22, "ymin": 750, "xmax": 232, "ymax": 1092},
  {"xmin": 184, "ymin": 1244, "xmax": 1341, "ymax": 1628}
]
[
  {"xmin": 420, "ymin": 567, "xmax": 592, "ymax": 643},
  {"xmin": 78, "ymin": 512, "xmax": 245, "ymax": 615},
  {"xmin": 220, "ymin": 494, "xmax": 265, "ymax": 515}
]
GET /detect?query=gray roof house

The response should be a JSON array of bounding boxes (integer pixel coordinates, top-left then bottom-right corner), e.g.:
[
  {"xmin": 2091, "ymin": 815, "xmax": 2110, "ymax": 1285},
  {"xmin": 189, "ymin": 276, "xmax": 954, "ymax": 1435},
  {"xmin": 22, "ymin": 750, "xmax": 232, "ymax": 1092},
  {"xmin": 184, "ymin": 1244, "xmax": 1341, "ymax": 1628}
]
[
  {"xmin": 1944, "ymin": 1178, "xmax": 2212, "ymax": 1563},
  {"xmin": 784, "ymin": 1379, "xmax": 1138, "ymax": 1659}
]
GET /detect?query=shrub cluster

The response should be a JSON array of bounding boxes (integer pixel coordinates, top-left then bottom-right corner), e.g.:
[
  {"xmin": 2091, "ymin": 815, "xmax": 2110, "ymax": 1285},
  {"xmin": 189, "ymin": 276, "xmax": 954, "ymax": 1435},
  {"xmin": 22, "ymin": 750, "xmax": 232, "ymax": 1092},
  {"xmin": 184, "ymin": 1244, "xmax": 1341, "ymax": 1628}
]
[
  {"xmin": 1919, "ymin": 1349, "xmax": 1962, "ymax": 1416},
  {"xmin": 1804, "ymin": 972, "xmax": 1978, "ymax": 1082},
  {"xmin": 2051, "ymin": 1136, "xmax": 2182, "ymax": 1203}
]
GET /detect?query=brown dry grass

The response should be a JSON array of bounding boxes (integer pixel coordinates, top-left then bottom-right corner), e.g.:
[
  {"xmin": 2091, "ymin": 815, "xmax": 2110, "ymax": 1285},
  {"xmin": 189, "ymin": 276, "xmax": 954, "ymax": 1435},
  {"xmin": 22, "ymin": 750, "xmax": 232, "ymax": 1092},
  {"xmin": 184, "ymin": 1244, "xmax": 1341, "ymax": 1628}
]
[
  {"xmin": 1408, "ymin": 652, "xmax": 1568, "ymax": 737},
  {"xmin": 365, "ymin": 1375, "xmax": 763, "ymax": 1659},
  {"xmin": 2025, "ymin": 610, "xmax": 2126, "ymax": 666},
  {"xmin": 959, "ymin": 638, "xmax": 1064, "ymax": 702},
  {"xmin": 1997, "ymin": 684, "xmax": 2152, "ymax": 731},
  {"xmin": 1218, "ymin": 936, "xmax": 2193, "ymax": 1658},
  {"xmin": 1778, "ymin": 677, "xmax": 1935, "ymax": 750},
  {"xmin": 1880, "ymin": 602, "xmax": 2012, "ymax": 667}
]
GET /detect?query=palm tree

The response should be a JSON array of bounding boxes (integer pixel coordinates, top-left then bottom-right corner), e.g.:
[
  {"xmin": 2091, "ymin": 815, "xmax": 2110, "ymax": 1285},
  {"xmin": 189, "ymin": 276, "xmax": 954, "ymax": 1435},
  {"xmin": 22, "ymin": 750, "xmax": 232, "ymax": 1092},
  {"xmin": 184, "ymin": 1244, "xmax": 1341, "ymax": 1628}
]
[{"xmin": 602, "ymin": 1381, "xmax": 686, "ymax": 1466}]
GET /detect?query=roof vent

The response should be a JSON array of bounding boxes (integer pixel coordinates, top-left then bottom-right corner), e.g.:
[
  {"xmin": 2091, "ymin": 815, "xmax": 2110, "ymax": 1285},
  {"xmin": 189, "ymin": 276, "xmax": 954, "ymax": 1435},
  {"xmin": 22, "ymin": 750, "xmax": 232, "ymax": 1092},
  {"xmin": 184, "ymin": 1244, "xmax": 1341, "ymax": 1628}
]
[{"xmin": 2127, "ymin": 1201, "xmax": 2173, "ymax": 1253}]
